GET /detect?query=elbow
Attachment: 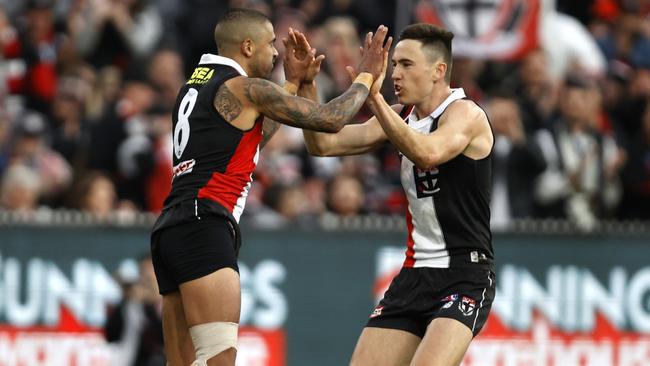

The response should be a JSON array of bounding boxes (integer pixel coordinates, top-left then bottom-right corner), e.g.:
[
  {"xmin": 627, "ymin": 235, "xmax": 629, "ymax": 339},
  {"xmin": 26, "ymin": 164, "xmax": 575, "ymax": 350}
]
[
  {"xmin": 305, "ymin": 143, "xmax": 326, "ymax": 157},
  {"xmin": 413, "ymin": 153, "xmax": 439, "ymax": 171},
  {"xmin": 305, "ymin": 143, "xmax": 335, "ymax": 157},
  {"xmin": 304, "ymin": 139, "xmax": 329, "ymax": 157},
  {"xmin": 321, "ymin": 121, "xmax": 344, "ymax": 133}
]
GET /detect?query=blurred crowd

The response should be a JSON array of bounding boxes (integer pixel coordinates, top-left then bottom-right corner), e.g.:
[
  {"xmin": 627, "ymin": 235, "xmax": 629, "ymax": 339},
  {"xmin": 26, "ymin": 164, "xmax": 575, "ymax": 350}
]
[{"xmin": 0, "ymin": 0, "xmax": 649, "ymax": 231}]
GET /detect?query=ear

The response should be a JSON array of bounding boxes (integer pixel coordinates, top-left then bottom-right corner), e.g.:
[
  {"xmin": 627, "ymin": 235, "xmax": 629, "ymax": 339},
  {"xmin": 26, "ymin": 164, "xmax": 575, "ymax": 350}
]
[
  {"xmin": 432, "ymin": 62, "xmax": 447, "ymax": 83},
  {"xmin": 241, "ymin": 38, "xmax": 255, "ymax": 58}
]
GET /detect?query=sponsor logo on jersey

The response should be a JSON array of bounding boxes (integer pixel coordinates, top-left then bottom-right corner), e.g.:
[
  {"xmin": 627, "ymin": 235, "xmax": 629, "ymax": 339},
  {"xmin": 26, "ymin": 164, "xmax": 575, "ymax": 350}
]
[
  {"xmin": 441, "ymin": 293, "xmax": 459, "ymax": 309},
  {"xmin": 370, "ymin": 306, "xmax": 384, "ymax": 318},
  {"xmin": 187, "ymin": 66, "xmax": 215, "ymax": 85},
  {"xmin": 459, "ymin": 296, "xmax": 476, "ymax": 316},
  {"xmin": 173, "ymin": 159, "xmax": 196, "ymax": 179}
]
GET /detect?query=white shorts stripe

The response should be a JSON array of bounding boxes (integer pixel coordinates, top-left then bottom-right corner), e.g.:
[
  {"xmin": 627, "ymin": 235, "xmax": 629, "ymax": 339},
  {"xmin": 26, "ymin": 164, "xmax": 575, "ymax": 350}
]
[{"xmin": 471, "ymin": 272, "xmax": 492, "ymax": 333}]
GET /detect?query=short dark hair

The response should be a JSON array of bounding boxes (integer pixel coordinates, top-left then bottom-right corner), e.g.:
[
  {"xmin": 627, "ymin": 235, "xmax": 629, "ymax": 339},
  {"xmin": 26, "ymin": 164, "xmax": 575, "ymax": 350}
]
[
  {"xmin": 399, "ymin": 23, "xmax": 454, "ymax": 82},
  {"xmin": 214, "ymin": 8, "xmax": 271, "ymax": 53}
]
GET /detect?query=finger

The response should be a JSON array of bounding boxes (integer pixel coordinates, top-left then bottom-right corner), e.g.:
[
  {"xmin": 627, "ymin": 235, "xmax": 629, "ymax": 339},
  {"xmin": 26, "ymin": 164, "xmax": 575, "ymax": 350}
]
[
  {"xmin": 383, "ymin": 36, "xmax": 393, "ymax": 53},
  {"xmin": 372, "ymin": 25, "xmax": 388, "ymax": 49},
  {"xmin": 289, "ymin": 28, "xmax": 298, "ymax": 46},
  {"xmin": 359, "ymin": 46, "xmax": 363, "ymax": 57},
  {"xmin": 297, "ymin": 31, "xmax": 311, "ymax": 51},
  {"xmin": 345, "ymin": 65, "xmax": 357, "ymax": 81},
  {"xmin": 365, "ymin": 32, "xmax": 373, "ymax": 50},
  {"xmin": 315, "ymin": 54, "xmax": 326, "ymax": 64}
]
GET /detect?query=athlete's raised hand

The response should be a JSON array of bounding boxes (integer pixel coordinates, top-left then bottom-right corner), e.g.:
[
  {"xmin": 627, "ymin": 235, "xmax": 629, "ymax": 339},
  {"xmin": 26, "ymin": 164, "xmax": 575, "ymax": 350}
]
[
  {"xmin": 283, "ymin": 28, "xmax": 324, "ymax": 84},
  {"xmin": 283, "ymin": 28, "xmax": 315, "ymax": 86},
  {"xmin": 354, "ymin": 25, "xmax": 392, "ymax": 82},
  {"xmin": 347, "ymin": 28, "xmax": 392, "ymax": 95}
]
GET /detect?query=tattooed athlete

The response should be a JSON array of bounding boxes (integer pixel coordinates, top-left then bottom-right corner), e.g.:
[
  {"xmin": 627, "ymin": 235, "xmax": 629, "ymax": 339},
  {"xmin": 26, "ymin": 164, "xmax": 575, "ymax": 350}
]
[{"xmin": 149, "ymin": 8, "xmax": 391, "ymax": 366}]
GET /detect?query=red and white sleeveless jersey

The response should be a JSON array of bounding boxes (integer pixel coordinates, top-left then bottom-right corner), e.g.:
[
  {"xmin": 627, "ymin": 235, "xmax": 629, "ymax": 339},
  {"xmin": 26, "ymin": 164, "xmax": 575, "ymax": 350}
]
[{"xmin": 163, "ymin": 54, "xmax": 263, "ymax": 222}]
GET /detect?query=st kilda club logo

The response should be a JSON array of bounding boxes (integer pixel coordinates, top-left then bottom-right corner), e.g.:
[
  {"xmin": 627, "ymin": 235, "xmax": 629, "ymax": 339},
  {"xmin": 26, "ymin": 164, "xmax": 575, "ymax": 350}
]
[
  {"xmin": 414, "ymin": 166, "xmax": 440, "ymax": 198},
  {"xmin": 459, "ymin": 296, "xmax": 476, "ymax": 316}
]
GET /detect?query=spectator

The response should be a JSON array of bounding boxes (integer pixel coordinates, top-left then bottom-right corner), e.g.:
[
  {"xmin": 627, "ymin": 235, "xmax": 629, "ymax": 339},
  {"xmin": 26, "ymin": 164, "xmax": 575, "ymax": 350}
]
[
  {"xmin": 618, "ymin": 99, "xmax": 650, "ymax": 219},
  {"xmin": 146, "ymin": 49, "xmax": 184, "ymax": 109},
  {"xmin": 5, "ymin": 0, "xmax": 62, "ymax": 115},
  {"xmin": 70, "ymin": 0, "xmax": 163, "ymax": 76},
  {"xmin": 50, "ymin": 72, "xmax": 92, "ymax": 170},
  {"xmin": 534, "ymin": 75, "xmax": 623, "ymax": 229},
  {"xmin": 68, "ymin": 170, "xmax": 117, "ymax": 217},
  {"xmin": 327, "ymin": 174, "xmax": 365, "ymax": 217},
  {"xmin": 488, "ymin": 94, "xmax": 547, "ymax": 228},
  {"xmin": 10, "ymin": 111, "xmax": 72, "ymax": 205},
  {"xmin": 105, "ymin": 254, "xmax": 164, "ymax": 366},
  {"xmin": 143, "ymin": 104, "xmax": 172, "ymax": 213},
  {"xmin": 0, "ymin": 163, "xmax": 41, "ymax": 211},
  {"xmin": 506, "ymin": 48, "xmax": 559, "ymax": 132}
]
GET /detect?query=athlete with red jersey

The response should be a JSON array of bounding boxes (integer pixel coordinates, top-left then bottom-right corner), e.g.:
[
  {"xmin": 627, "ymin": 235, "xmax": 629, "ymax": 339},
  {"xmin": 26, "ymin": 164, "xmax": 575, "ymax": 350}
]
[{"xmin": 150, "ymin": 8, "xmax": 392, "ymax": 366}]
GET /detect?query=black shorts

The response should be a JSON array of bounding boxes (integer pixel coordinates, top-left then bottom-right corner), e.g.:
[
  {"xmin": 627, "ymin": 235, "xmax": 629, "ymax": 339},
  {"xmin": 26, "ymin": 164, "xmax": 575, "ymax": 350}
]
[
  {"xmin": 366, "ymin": 266, "xmax": 496, "ymax": 338},
  {"xmin": 151, "ymin": 216, "xmax": 239, "ymax": 295}
]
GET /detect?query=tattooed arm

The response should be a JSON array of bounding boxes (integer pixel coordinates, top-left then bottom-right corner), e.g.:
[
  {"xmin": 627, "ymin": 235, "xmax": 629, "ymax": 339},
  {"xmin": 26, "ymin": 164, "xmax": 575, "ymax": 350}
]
[
  {"xmin": 260, "ymin": 119, "xmax": 280, "ymax": 148},
  {"xmin": 214, "ymin": 25, "xmax": 390, "ymax": 133},
  {"xmin": 237, "ymin": 77, "xmax": 370, "ymax": 133}
]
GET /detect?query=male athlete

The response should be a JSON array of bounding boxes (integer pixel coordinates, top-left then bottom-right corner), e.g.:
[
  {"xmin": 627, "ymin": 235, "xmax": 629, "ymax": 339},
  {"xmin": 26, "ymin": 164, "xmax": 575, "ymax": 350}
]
[
  {"xmin": 300, "ymin": 23, "xmax": 496, "ymax": 366},
  {"xmin": 150, "ymin": 8, "xmax": 391, "ymax": 366}
]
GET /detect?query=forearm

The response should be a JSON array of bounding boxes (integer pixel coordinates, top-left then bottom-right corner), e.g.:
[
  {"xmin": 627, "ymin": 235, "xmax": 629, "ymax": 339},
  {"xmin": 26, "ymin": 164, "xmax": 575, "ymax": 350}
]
[
  {"xmin": 368, "ymin": 94, "xmax": 434, "ymax": 168},
  {"xmin": 259, "ymin": 82, "xmax": 299, "ymax": 149},
  {"xmin": 313, "ymin": 83, "xmax": 369, "ymax": 131},
  {"xmin": 244, "ymin": 78, "xmax": 369, "ymax": 133},
  {"xmin": 299, "ymin": 81, "xmax": 335, "ymax": 155}
]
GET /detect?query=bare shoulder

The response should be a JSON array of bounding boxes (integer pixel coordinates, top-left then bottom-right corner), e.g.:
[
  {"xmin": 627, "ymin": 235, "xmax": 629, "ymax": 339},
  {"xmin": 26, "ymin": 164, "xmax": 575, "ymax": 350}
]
[{"xmin": 444, "ymin": 99, "xmax": 487, "ymax": 124}]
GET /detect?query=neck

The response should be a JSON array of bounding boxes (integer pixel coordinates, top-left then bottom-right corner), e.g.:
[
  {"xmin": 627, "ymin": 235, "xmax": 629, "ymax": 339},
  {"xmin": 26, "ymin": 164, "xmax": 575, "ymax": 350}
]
[
  {"xmin": 414, "ymin": 83, "xmax": 453, "ymax": 120},
  {"xmin": 221, "ymin": 52, "xmax": 253, "ymax": 77}
]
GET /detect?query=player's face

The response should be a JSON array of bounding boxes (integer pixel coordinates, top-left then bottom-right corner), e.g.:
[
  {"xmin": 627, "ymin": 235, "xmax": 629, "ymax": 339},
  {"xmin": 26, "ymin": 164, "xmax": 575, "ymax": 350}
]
[
  {"xmin": 391, "ymin": 40, "xmax": 440, "ymax": 105},
  {"xmin": 250, "ymin": 21, "xmax": 278, "ymax": 79}
]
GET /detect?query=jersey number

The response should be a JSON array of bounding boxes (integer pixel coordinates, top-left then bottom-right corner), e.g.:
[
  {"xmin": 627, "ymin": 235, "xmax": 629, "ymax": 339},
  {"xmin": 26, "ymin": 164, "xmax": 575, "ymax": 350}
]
[{"xmin": 174, "ymin": 88, "xmax": 198, "ymax": 159}]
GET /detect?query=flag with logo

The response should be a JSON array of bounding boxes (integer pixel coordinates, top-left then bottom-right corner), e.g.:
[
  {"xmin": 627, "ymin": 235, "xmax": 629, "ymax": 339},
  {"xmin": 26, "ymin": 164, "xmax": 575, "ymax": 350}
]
[{"xmin": 415, "ymin": 0, "xmax": 540, "ymax": 60}]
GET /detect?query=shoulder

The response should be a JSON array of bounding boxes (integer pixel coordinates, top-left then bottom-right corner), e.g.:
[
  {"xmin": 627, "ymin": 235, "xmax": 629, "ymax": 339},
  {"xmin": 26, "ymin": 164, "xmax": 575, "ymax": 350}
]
[
  {"xmin": 446, "ymin": 99, "xmax": 487, "ymax": 121},
  {"xmin": 440, "ymin": 99, "xmax": 488, "ymax": 130}
]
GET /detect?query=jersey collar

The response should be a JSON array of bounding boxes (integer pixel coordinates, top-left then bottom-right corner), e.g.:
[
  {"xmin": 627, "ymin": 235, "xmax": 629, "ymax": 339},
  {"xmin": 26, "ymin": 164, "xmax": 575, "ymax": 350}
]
[
  {"xmin": 199, "ymin": 54, "xmax": 248, "ymax": 77},
  {"xmin": 408, "ymin": 88, "xmax": 466, "ymax": 125}
]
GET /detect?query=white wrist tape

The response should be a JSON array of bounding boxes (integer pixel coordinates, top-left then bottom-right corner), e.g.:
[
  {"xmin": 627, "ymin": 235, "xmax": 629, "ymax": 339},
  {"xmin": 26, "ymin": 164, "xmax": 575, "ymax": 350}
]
[{"xmin": 189, "ymin": 321, "xmax": 238, "ymax": 366}]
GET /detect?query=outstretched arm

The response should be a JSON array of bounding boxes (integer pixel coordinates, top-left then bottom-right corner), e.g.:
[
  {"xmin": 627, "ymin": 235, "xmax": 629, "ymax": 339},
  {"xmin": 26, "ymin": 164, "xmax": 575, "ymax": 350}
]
[
  {"xmin": 241, "ymin": 78, "xmax": 370, "ymax": 133},
  {"xmin": 367, "ymin": 93, "xmax": 486, "ymax": 169},
  {"xmin": 292, "ymin": 27, "xmax": 392, "ymax": 156},
  {"xmin": 241, "ymin": 25, "xmax": 390, "ymax": 133},
  {"xmin": 300, "ymin": 82, "xmax": 393, "ymax": 156}
]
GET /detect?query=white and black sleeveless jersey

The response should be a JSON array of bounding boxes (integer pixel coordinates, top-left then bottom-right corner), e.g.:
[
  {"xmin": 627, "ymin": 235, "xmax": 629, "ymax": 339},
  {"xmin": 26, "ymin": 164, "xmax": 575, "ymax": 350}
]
[{"xmin": 399, "ymin": 88, "xmax": 493, "ymax": 268}]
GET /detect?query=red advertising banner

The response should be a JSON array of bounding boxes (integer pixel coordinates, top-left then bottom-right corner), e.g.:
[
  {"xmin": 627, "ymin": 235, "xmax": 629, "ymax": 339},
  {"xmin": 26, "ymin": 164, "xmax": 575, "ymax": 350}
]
[
  {"xmin": 0, "ymin": 321, "xmax": 285, "ymax": 366},
  {"xmin": 0, "ymin": 256, "xmax": 286, "ymax": 366}
]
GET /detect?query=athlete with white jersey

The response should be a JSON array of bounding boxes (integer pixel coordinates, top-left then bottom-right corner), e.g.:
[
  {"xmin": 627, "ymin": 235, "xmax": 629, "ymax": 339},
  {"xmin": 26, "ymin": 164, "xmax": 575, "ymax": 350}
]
[{"xmin": 301, "ymin": 23, "xmax": 496, "ymax": 366}]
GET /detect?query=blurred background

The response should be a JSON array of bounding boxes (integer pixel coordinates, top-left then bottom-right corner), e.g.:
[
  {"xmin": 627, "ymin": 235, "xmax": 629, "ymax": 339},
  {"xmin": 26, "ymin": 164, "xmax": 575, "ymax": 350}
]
[{"xmin": 0, "ymin": 0, "xmax": 649, "ymax": 365}]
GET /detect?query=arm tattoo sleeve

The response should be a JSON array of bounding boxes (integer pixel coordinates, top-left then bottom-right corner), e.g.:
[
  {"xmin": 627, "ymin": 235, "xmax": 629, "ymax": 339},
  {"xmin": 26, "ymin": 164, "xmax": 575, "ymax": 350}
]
[
  {"xmin": 243, "ymin": 78, "xmax": 368, "ymax": 133},
  {"xmin": 214, "ymin": 83, "xmax": 243, "ymax": 122}
]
